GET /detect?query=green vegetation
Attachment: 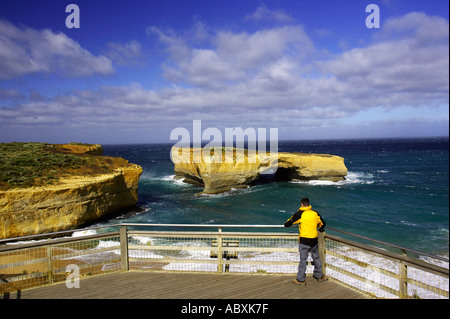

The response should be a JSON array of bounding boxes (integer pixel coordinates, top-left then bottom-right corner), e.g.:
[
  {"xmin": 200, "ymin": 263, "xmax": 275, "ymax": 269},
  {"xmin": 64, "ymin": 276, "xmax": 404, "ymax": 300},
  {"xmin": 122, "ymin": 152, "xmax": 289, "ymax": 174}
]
[
  {"xmin": 0, "ymin": 142, "xmax": 121, "ymax": 190},
  {"xmin": 0, "ymin": 142, "xmax": 84, "ymax": 189}
]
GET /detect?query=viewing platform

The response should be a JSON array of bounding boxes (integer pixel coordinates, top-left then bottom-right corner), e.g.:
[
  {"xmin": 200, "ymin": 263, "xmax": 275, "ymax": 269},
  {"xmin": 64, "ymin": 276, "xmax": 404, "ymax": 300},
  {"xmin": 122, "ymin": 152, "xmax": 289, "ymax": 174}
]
[
  {"xmin": 1, "ymin": 224, "xmax": 448, "ymax": 299},
  {"xmin": 8, "ymin": 271, "xmax": 369, "ymax": 299}
]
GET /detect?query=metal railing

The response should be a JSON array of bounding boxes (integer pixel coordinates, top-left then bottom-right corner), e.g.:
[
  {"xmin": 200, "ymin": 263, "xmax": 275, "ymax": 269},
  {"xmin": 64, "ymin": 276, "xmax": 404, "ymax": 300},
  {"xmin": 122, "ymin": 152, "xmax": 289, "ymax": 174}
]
[
  {"xmin": 324, "ymin": 227, "xmax": 448, "ymax": 299},
  {"xmin": 0, "ymin": 224, "xmax": 448, "ymax": 299}
]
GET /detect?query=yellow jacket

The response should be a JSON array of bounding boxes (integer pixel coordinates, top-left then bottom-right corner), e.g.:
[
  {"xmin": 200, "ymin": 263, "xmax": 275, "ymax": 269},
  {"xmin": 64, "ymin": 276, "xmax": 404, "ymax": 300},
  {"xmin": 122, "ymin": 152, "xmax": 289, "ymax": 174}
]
[{"xmin": 284, "ymin": 206, "xmax": 326, "ymax": 245}]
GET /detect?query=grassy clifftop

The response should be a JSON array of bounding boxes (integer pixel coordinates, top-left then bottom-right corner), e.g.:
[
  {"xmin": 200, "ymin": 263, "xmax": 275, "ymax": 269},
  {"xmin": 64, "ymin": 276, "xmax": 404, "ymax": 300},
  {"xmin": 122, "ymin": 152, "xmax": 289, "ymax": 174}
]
[{"xmin": 0, "ymin": 142, "xmax": 129, "ymax": 190}]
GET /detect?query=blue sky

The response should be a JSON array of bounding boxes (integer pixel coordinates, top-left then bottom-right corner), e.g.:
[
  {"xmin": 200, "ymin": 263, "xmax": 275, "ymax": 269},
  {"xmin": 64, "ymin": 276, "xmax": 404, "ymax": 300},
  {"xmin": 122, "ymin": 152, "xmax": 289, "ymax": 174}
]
[{"xmin": 0, "ymin": 0, "xmax": 448, "ymax": 144}]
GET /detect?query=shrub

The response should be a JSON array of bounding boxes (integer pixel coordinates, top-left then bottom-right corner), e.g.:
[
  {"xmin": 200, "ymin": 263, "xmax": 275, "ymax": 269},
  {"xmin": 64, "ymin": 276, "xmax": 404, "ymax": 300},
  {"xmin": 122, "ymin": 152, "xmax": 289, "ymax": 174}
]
[{"xmin": 0, "ymin": 142, "xmax": 106, "ymax": 190}]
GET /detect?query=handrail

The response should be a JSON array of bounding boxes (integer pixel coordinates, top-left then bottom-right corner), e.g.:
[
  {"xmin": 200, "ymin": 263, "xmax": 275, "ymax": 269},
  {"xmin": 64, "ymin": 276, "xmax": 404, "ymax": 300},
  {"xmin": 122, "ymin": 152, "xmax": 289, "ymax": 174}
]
[
  {"xmin": 325, "ymin": 233, "xmax": 448, "ymax": 276},
  {"xmin": 326, "ymin": 227, "xmax": 449, "ymax": 263},
  {"xmin": 0, "ymin": 224, "xmax": 285, "ymax": 245},
  {"xmin": 121, "ymin": 223, "xmax": 449, "ymax": 263},
  {"xmin": 1, "ymin": 223, "xmax": 448, "ymax": 263},
  {"xmin": 121, "ymin": 223, "xmax": 285, "ymax": 228},
  {"xmin": 0, "ymin": 225, "xmax": 111, "ymax": 244}
]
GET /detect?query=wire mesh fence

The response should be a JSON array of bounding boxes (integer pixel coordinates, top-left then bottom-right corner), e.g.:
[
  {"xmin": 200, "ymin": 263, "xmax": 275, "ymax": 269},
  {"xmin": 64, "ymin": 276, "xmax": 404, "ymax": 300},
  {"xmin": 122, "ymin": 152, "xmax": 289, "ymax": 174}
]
[
  {"xmin": 0, "ymin": 232, "xmax": 121, "ymax": 294},
  {"xmin": 324, "ymin": 233, "xmax": 449, "ymax": 299},
  {"xmin": 126, "ymin": 231, "xmax": 300, "ymax": 274},
  {"xmin": 1, "ymin": 224, "xmax": 448, "ymax": 299}
]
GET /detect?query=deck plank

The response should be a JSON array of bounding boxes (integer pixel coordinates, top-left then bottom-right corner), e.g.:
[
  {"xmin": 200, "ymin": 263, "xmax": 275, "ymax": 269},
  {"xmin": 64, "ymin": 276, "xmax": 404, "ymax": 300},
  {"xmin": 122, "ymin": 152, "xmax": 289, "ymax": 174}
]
[{"xmin": 15, "ymin": 271, "xmax": 370, "ymax": 299}]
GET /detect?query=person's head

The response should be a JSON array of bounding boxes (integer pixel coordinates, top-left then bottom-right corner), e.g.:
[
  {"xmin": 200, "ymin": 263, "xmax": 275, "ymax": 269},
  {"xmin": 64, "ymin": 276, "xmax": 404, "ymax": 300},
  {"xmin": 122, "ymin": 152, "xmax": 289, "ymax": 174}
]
[{"xmin": 300, "ymin": 197, "xmax": 310, "ymax": 207}]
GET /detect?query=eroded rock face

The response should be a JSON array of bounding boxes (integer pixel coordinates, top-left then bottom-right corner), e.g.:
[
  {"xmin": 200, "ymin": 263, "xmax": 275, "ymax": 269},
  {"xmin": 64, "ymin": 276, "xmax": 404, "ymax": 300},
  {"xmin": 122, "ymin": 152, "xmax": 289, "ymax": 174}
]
[
  {"xmin": 171, "ymin": 147, "xmax": 348, "ymax": 194},
  {"xmin": 0, "ymin": 144, "xmax": 143, "ymax": 239},
  {"xmin": 276, "ymin": 153, "xmax": 348, "ymax": 182}
]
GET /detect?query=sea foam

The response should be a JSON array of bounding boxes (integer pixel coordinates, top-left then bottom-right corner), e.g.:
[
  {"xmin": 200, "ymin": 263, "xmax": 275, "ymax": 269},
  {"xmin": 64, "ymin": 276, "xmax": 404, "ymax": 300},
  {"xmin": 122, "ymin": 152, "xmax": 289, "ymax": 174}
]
[{"xmin": 288, "ymin": 171, "xmax": 374, "ymax": 186}]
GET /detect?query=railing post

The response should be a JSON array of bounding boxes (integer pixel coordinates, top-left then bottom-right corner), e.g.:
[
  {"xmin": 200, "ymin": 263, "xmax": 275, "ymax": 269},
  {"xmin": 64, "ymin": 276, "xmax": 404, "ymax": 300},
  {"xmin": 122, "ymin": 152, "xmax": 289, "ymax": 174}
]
[
  {"xmin": 46, "ymin": 246, "xmax": 54, "ymax": 284},
  {"xmin": 318, "ymin": 231, "xmax": 326, "ymax": 275},
  {"xmin": 399, "ymin": 249, "xmax": 408, "ymax": 298},
  {"xmin": 217, "ymin": 227, "xmax": 223, "ymax": 273},
  {"xmin": 120, "ymin": 226, "xmax": 129, "ymax": 271}
]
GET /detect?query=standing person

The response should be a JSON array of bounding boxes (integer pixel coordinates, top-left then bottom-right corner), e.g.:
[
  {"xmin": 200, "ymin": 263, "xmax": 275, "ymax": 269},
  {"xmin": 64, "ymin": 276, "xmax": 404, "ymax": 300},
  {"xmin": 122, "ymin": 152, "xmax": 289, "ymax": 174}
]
[{"xmin": 284, "ymin": 197, "xmax": 328, "ymax": 286}]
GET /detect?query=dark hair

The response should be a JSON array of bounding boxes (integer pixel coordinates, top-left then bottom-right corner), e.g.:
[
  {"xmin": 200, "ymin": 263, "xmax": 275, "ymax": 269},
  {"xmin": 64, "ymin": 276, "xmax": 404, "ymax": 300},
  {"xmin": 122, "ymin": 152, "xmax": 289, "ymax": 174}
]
[{"xmin": 300, "ymin": 197, "xmax": 310, "ymax": 206}]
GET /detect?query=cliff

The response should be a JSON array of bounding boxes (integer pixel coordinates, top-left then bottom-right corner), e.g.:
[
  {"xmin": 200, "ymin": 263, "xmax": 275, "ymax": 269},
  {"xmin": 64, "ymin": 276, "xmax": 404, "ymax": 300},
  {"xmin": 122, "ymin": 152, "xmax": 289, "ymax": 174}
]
[
  {"xmin": 172, "ymin": 147, "xmax": 348, "ymax": 194},
  {"xmin": 0, "ymin": 143, "xmax": 143, "ymax": 239}
]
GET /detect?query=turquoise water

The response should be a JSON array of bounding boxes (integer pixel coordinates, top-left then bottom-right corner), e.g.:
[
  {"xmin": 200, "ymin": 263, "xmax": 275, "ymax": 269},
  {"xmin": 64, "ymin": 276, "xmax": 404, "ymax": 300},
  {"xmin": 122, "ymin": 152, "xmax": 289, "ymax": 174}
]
[{"xmin": 100, "ymin": 137, "xmax": 449, "ymax": 257}]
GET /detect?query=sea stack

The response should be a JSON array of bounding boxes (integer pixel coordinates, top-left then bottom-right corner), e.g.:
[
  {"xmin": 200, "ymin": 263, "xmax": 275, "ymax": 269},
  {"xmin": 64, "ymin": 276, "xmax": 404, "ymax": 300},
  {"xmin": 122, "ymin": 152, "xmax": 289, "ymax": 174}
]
[{"xmin": 172, "ymin": 147, "xmax": 348, "ymax": 194}]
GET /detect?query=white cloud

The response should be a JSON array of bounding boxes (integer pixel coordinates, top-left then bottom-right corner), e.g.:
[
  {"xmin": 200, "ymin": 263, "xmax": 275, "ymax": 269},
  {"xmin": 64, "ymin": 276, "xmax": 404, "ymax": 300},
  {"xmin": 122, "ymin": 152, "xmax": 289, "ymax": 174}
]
[
  {"xmin": 1, "ymin": 12, "xmax": 448, "ymax": 142},
  {"xmin": 105, "ymin": 40, "xmax": 144, "ymax": 66},
  {"xmin": 149, "ymin": 25, "xmax": 314, "ymax": 88},
  {"xmin": 320, "ymin": 12, "xmax": 449, "ymax": 109},
  {"xmin": 0, "ymin": 19, "xmax": 114, "ymax": 80},
  {"xmin": 245, "ymin": 4, "xmax": 295, "ymax": 23},
  {"xmin": 0, "ymin": 88, "xmax": 23, "ymax": 101},
  {"xmin": 146, "ymin": 12, "xmax": 447, "ymax": 118}
]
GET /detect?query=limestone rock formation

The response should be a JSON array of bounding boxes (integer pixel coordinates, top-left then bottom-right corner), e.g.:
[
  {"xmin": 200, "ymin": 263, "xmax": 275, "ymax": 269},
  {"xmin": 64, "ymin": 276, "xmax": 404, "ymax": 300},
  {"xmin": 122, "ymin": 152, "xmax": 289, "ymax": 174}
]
[
  {"xmin": 172, "ymin": 147, "xmax": 348, "ymax": 194},
  {"xmin": 0, "ymin": 144, "xmax": 142, "ymax": 239}
]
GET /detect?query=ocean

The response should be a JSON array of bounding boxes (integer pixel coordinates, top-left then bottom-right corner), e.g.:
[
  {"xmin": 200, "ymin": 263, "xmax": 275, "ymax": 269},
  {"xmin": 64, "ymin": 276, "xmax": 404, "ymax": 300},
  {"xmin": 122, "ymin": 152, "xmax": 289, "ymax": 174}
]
[{"xmin": 99, "ymin": 137, "xmax": 449, "ymax": 258}]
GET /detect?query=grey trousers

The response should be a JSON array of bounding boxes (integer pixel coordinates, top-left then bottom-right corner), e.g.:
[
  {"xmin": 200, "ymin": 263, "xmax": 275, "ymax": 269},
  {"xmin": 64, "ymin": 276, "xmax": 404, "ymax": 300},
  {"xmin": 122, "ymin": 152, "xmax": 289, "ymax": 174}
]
[{"xmin": 297, "ymin": 243, "xmax": 323, "ymax": 282}]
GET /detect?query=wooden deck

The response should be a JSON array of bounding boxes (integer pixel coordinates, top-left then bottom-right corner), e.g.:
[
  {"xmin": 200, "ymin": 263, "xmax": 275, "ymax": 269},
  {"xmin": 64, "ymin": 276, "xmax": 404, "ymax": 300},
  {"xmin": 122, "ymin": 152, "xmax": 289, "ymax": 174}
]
[{"xmin": 13, "ymin": 271, "xmax": 370, "ymax": 299}]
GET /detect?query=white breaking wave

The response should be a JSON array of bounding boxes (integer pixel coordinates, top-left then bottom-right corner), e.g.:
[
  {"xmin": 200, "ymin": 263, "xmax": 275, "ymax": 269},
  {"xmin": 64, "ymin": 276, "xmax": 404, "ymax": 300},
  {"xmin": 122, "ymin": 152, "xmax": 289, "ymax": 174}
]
[
  {"xmin": 6, "ymin": 229, "xmax": 98, "ymax": 245},
  {"xmin": 159, "ymin": 174, "xmax": 191, "ymax": 186},
  {"xmin": 139, "ymin": 173, "xmax": 186, "ymax": 184},
  {"xmin": 289, "ymin": 171, "xmax": 374, "ymax": 186},
  {"xmin": 71, "ymin": 229, "xmax": 98, "ymax": 237},
  {"xmin": 198, "ymin": 185, "xmax": 262, "ymax": 199},
  {"xmin": 160, "ymin": 174, "xmax": 176, "ymax": 182}
]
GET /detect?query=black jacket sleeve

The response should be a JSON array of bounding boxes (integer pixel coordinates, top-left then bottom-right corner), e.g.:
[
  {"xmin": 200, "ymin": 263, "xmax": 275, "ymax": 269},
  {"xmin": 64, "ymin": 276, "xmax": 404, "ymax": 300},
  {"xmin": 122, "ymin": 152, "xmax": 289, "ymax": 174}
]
[
  {"xmin": 284, "ymin": 210, "xmax": 302, "ymax": 227},
  {"xmin": 317, "ymin": 211, "xmax": 326, "ymax": 232}
]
